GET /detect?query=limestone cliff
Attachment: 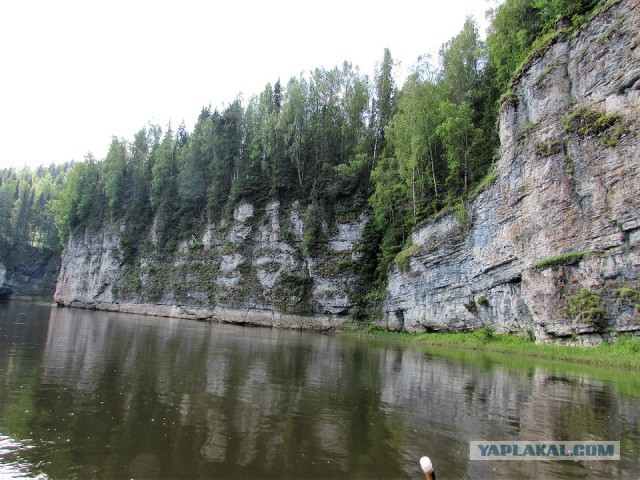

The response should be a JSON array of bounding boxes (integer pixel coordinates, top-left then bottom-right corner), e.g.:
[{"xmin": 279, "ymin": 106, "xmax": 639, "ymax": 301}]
[
  {"xmin": 55, "ymin": 0, "xmax": 640, "ymax": 339},
  {"xmin": 0, "ymin": 262, "xmax": 8, "ymax": 298},
  {"xmin": 55, "ymin": 201, "xmax": 366, "ymax": 330},
  {"xmin": 382, "ymin": 0, "xmax": 640, "ymax": 341},
  {"xmin": 0, "ymin": 238, "xmax": 60, "ymax": 300}
]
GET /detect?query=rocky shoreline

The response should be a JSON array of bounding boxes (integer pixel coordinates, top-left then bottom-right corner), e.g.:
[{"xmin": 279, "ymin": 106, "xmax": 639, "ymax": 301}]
[{"xmin": 57, "ymin": 299, "xmax": 345, "ymax": 332}]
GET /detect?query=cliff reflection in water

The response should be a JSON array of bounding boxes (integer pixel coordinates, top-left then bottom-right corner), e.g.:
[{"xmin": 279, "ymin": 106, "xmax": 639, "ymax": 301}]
[{"xmin": 12, "ymin": 307, "xmax": 635, "ymax": 478}]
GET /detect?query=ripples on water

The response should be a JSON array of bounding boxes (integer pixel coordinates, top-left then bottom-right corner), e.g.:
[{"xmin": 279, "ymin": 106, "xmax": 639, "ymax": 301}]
[
  {"xmin": 0, "ymin": 302, "xmax": 638, "ymax": 479},
  {"xmin": 0, "ymin": 435, "xmax": 47, "ymax": 479}
]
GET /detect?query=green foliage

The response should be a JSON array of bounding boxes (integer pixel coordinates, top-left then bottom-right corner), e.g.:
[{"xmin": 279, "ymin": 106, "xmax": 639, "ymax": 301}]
[
  {"xmin": 272, "ymin": 273, "xmax": 314, "ymax": 315},
  {"xmin": 207, "ymin": 101, "xmax": 243, "ymax": 218},
  {"xmin": 369, "ymin": 18, "xmax": 498, "ymax": 293},
  {"xmin": 519, "ymin": 328, "xmax": 536, "ymax": 342},
  {"xmin": 345, "ymin": 216, "xmax": 387, "ymax": 321},
  {"xmin": 278, "ymin": 273, "xmax": 312, "ymax": 294},
  {"xmin": 469, "ymin": 168, "xmax": 498, "ymax": 198},
  {"xmin": 530, "ymin": 251, "xmax": 586, "ymax": 270},
  {"xmin": 486, "ymin": 0, "xmax": 544, "ymax": 92},
  {"xmin": 436, "ymin": 100, "xmax": 477, "ymax": 193},
  {"xmin": 614, "ymin": 334, "xmax": 640, "ymax": 355},
  {"xmin": 373, "ymin": 48, "xmax": 396, "ymax": 155},
  {"xmin": 517, "ymin": 121, "xmax": 535, "ymax": 140},
  {"xmin": 453, "ymin": 201, "xmax": 470, "ymax": 225},
  {"xmin": 612, "ymin": 287, "xmax": 640, "ymax": 303},
  {"xmin": 564, "ymin": 154, "xmax": 575, "ymax": 174},
  {"xmin": 394, "ymin": 243, "xmax": 419, "ymax": 273},
  {"xmin": 369, "ymin": 155, "xmax": 409, "ymax": 229},
  {"xmin": 464, "ymin": 299, "xmax": 478, "ymax": 315},
  {"xmin": 598, "ymin": 121, "xmax": 630, "ymax": 147},
  {"xmin": 350, "ymin": 328, "xmax": 640, "ymax": 369},
  {"xmin": 473, "ymin": 324, "xmax": 496, "ymax": 343},
  {"xmin": 612, "ymin": 287, "xmax": 640, "ymax": 312},
  {"xmin": 1, "ymin": 165, "xmax": 65, "ymax": 250},
  {"xmin": 533, "ymin": 65, "xmax": 555, "ymax": 86},
  {"xmin": 533, "ymin": 0, "xmax": 601, "ymax": 29},
  {"xmin": 53, "ymin": 156, "xmax": 105, "ymax": 240},
  {"xmin": 562, "ymin": 106, "xmax": 622, "ymax": 139},
  {"xmin": 561, "ymin": 104, "xmax": 630, "ymax": 148},
  {"xmin": 564, "ymin": 288, "xmax": 606, "ymax": 327},
  {"xmin": 333, "ymin": 154, "xmax": 370, "ymax": 191},
  {"xmin": 535, "ymin": 139, "xmax": 563, "ymax": 157},
  {"xmin": 486, "ymin": 0, "xmax": 600, "ymax": 93},
  {"xmin": 120, "ymin": 263, "xmax": 142, "ymax": 297},
  {"xmin": 360, "ymin": 323, "xmax": 388, "ymax": 334},
  {"xmin": 103, "ymin": 137, "xmax": 127, "ymax": 220},
  {"xmin": 387, "ymin": 76, "xmax": 443, "ymax": 221},
  {"xmin": 237, "ymin": 262, "xmax": 254, "ymax": 277},
  {"xmin": 499, "ymin": 90, "xmax": 518, "ymax": 108},
  {"xmin": 302, "ymin": 198, "xmax": 325, "ymax": 257}
]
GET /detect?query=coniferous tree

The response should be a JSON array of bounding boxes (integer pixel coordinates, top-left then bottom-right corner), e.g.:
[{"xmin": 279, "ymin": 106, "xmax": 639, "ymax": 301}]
[
  {"xmin": 178, "ymin": 114, "xmax": 213, "ymax": 232},
  {"xmin": 373, "ymin": 48, "xmax": 396, "ymax": 160},
  {"xmin": 206, "ymin": 101, "xmax": 243, "ymax": 219},
  {"xmin": 0, "ymin": 172, "xmax": 17, "ymax": 241},
  {"xmin": 150, "ymin": 127, "xmax": 177, "ymax": 248},
  {"xmin": 103, "ymin": 137, "xmax": 128, "ymax": 221}
]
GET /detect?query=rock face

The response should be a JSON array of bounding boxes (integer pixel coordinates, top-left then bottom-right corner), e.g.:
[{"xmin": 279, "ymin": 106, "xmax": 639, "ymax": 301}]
[
  {"xmin": 55, "ymin": 201, "xmax": 366, "ymax": 331},
  {"xmin": 0, "ymin": 239, "xmax": 60, "ymax": 300},
  {"xmin": 0, "ymin": 262, "xmax": 8, "ymax": 298},
  {"xmin": 383, "ymin": 0, "xmax": 640, "ymax": 341}
]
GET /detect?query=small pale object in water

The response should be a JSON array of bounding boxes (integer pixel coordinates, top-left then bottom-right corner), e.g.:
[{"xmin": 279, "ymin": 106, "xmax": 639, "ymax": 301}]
[{"xmin": 420, "ymin": 456, "xmax": 436, "ymax": 480}]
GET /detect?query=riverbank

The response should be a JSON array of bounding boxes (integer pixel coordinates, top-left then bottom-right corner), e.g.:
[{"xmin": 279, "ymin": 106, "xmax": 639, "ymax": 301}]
[
  {"xmin": 345, "ymin": 325, "xmax": 640, "ymax": 370},
  {"xmin": 51, "ymin": 299, "xmax": 346, "ymax": 331},
  {"xmin": 8, "ymin": 297, "xmax": 640, "ymax": 369}
]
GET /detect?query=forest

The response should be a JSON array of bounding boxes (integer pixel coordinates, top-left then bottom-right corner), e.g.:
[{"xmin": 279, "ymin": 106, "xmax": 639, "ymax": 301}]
[{"xmin": 0, "ymin": 0, "xmax": 601, "ymax": 313}]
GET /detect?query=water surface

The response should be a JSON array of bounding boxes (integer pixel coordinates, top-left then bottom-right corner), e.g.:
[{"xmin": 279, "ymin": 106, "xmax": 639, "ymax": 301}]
[{"xmin": 0, "ymin": 301, "xmax": 638, "ymax": 479}]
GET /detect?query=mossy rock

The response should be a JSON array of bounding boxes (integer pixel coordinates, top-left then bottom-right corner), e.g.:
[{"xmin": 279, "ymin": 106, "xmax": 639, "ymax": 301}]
[
  {"xmin": 530, "ymin": 251, "xmax": 586, "ymax": 271},
  {"xmin": 535, "ymin": 139, "xmax": 563, "ymax": 157},
  {"xmin": 271, "ymin": 273, "xmax": 314, "ymax": 315},
  {"xmin": 562, "ymin": 106, "xmax": 623, "ymax": 140},
  {"xmin": 394, "ymin": 244, "xmax": 420, "ymax": 273},
  {"xmin": 564, "ymin": 288, "xmax": 606, "ymax": 327}
]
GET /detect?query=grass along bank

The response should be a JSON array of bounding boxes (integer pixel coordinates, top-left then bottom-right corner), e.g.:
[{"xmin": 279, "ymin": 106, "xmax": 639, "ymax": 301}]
[{"xmin": 344, "ymin": 325, "xmax": 640, "ymax": 370}]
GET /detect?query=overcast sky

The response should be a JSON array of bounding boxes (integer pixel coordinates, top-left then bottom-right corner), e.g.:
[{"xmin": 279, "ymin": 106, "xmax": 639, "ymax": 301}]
[{"xmin": 1, "ymin": 0, "xmax": 499, "ymax": 170}]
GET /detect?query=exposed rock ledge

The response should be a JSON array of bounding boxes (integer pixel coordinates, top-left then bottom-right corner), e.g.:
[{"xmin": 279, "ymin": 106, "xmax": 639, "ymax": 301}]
[
  {"xmin": 55, "ymin": 199, "xmax": 363, "ymax": 332},
  {"xmin": 60, "ymin": 301, "xmax": 342, "ymax": 332},
  {"xmin": 382, "ymin": 0, "xmax": 640, "ymax": 342}
]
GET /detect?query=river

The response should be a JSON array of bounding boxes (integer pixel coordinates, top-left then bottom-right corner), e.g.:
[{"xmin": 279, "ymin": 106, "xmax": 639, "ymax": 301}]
[{"xmin": 0, "ymin": 301, "xmax": 638, "ymax": 479}]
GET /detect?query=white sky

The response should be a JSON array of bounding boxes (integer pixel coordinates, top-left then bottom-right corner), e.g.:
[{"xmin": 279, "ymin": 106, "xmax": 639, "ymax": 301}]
[{"xmin": 0, "ymin": 0, "xmax": 499, "ymax": 170}]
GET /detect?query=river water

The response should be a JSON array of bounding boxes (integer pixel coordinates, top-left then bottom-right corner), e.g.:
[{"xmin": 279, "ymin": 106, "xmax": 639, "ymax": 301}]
[{"xmin": 0, "ymin": 301, "xmax": 638, "ymax": 479}]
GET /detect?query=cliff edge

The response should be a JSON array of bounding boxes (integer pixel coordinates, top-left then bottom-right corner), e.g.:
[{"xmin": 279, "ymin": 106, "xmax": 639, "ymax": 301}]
[{"xmin": 383, "ymin": 0, "xmax": 640, "ymax": 342}]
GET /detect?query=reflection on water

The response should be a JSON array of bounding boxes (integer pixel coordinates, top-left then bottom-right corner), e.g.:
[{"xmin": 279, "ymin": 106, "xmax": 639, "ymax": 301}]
[
  {"xmin": 0, "ymin": 301, "xmax": 638, "ymax": 479},
  {"xmin": 0, "ymin": 435, "xmax": 47, "ymax": 479}
]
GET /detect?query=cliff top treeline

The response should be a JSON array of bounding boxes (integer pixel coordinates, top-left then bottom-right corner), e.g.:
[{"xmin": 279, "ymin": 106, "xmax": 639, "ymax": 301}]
[{"xmin": 1, "ymin": 0, "xmax": 603, "ymax": 298}]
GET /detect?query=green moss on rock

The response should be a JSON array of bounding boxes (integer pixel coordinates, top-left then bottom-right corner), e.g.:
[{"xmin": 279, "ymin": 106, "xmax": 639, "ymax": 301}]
[{"xmin": 530, "ymin": 251, "xmax": 586, "ymax": 271}]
